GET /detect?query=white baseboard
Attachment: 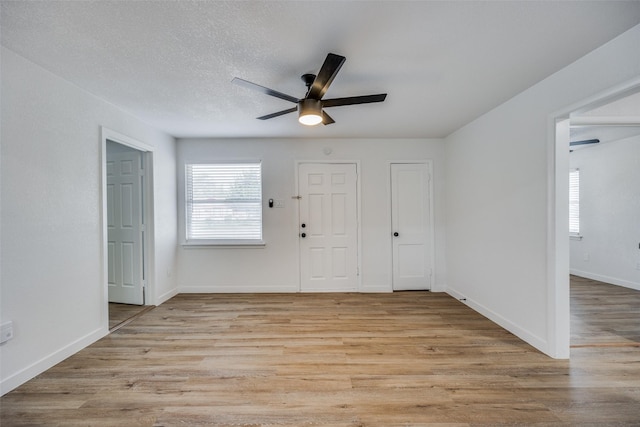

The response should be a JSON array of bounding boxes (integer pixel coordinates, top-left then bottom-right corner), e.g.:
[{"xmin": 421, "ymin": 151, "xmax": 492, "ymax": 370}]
[
  {"xmin": 430, "ymin": 283, "xmax": 447, "ymax": 292},
  {"xmin": 570, "ymin": 269, "xmax": 640, "ymax": 291},
  {"xmin": 1, "ymin": 326, "xmax": 107, "ymax": 396},
  {"xmin": 179, "ymin": 284, "xmax": 299, "ymax": 293},
  {"xmin": 180, "ymin": 284, "xmax": 396, "ymax": 293},
  {"xmin": 179, "ymin": 284, "xmax": 442, "ymax": 293},
  {"xmin": 360, "ymin": 287, "xmax": 392, "ymax": 293},
  {"xmin": 446, "ymin": 287, "xmax": 550, "ymax": 357},
  {"xmin": 156, "ymin": 287, "xmax": 180, "ymax": 305}
]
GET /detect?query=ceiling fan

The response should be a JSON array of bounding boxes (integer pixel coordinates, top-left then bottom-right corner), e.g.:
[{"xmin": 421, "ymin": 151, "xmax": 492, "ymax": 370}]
[{"xmin": 232, "ymin": 53, "xmax": 387, "ymax": 126}]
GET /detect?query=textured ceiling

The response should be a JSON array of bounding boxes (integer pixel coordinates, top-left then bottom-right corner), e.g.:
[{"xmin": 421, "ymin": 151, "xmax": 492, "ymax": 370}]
[{"xmin": 2, "ymin": 1, "xmax": 640, "ymax": 139}]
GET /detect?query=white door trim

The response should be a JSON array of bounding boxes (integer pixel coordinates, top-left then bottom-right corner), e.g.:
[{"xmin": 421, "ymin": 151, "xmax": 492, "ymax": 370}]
[
  {"xmin": 547, "ymin": 76, "xmax": 640, "ymax": 359},
  {"xmin": 295, "ymin": 160, "xmax": 362, "ymax": 292},
  {"xmin": 100, "ymin": 127, "xmax": 156, "ymax": 330}
]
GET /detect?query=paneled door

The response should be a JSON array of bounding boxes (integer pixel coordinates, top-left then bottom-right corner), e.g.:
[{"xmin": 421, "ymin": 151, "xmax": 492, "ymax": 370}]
[
  {"xmin": 107, "ymin": 150, "xmax": 144, "ymax": 304},
  {"xmin": 299, "ymin": 163, "xmax": 358, "ymax": 292},
  {"xmin": 391, "ymin": 163, "xmax": 432, "ymax": 290}
]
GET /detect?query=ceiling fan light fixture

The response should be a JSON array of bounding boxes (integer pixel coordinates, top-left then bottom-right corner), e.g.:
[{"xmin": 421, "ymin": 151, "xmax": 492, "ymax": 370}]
[
  {"xmin": 298, "ymin": 99, "xmax": 323, "ymax": 126},
  {"xmin": 233, "ymin": 53, "xmax": 386, "ymax": 126}
]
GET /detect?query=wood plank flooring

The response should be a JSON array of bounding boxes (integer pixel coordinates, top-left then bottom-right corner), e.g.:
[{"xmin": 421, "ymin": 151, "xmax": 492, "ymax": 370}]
[
  {"xmin": 109, "ymin": 303, "xmax": 154, "ymax": 331},
  {"xmin": 2, "ymin": 278, "xmax": 640, "ymax": 426},
  {"xmin": 570, "ymin": 275, "xmax": 640, "ymax": 347}
]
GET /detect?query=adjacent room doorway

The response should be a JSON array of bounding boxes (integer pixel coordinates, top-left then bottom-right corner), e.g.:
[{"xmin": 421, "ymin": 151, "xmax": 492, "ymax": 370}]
[
  {"xmin": 551, "ymin": 79, "xmax": 640, "ymax": 358},
  {"xmin": 101, "ymin": 127, "xmax": 155, "ymax": 332},
  {"xmin": 106, "ymin": 142, "xmax": 145, "ymax": 305}
]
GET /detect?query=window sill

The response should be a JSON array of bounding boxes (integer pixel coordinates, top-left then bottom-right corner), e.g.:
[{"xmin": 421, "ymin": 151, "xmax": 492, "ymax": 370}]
[
  {"xmin": 182, "ymin": 240, "xmax": 266, "ymax": 249},
  {"xmin": 570, "ymin": 234, "xmax": 583, "ymax": 241}
]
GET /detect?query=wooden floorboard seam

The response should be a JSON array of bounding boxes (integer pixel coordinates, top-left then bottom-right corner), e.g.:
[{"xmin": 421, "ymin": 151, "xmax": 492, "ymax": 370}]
[
  {"xmin": 570, "ymin": 342, "xmax": 640, "ymax": 348},
  {"xmin": 108, "ymin": 305, "xmax": 156, "ymax": 332}
]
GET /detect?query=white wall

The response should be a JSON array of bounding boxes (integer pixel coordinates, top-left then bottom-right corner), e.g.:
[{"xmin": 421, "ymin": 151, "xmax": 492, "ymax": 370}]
[
  {"xmin": 176, "ymin": 138, "xmax": 446, "ymax": 293},
  {"xmin": 570, "ymin": 136, "xmax": 640, "ymax": 289},
  {"xmin": 444, "ymin": 24, "xmax": 640, "ymax": 358},
  {"xmin": 0, "ymin": 47, "xmax": 178, "ymax": 394}
]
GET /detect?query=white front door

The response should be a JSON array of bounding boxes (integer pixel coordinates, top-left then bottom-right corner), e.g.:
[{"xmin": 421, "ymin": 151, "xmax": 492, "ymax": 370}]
[
  {"xmin": 299, "ymin": 163, "xmax": 358, "ymax": 292},
  {"xmin": 391, "ymin": 163, "xmax": 432, "ymax": 290},
  {"xmin": 107, "ymin": 150, "xmax": 144, "ymax": 304}
]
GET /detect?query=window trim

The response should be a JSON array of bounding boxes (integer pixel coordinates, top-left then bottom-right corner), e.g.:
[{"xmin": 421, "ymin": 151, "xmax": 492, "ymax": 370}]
[{"xmin": 183, "ymin": 160, "xmax": 265, "ymax": 247}]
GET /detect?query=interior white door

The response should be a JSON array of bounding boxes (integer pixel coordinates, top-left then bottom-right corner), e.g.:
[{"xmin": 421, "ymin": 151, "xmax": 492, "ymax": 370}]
[
  {"xmin": 299, "ymin": 163, "xmax": 358, "ymax": 292},
  {"xmin": 391, "ymin": 163, "xmax": 432, "ymax": 290},
  {"xmin": 107, "ymin": 150, "xmax": 144, "ymax": 304}
]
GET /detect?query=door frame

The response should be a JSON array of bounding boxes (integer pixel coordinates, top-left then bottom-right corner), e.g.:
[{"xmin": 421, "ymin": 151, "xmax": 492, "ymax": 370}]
[
  {"xmin": 548, "ymin": 77, "xmax": 640, "ymax": 358},
  {"xmin": 294, "ymin": 160, "xmax": 362, "ymax": 292},
  {"xmin": 389, "ymin": 160, "xmax": 435, "ymax": 291},
  {"xmin": 100, "ymin": 127, "xmax": 156, "ymax": 330}
]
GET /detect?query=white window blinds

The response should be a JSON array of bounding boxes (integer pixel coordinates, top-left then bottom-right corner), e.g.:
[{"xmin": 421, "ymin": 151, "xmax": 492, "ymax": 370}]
[
  {"xmin": 569, "ymin": 169, "xmax": 580, "ymax": 235},
  {"xmin": 186, "ymin": 163, "xmax": 262, "ymax": 241}
]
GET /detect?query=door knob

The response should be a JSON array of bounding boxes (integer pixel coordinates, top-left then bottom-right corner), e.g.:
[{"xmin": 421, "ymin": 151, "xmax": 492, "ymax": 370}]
[
  {"xmin": 393, "ymin": 232, "xmax": 399, "ymax": 237},
  {"xmin": 301, "ymin": 233, "xmax": 306, "ymax": 238},
  {"xmin": 301, "ymin": 223, "xmax": 306, "ymax": 228}
]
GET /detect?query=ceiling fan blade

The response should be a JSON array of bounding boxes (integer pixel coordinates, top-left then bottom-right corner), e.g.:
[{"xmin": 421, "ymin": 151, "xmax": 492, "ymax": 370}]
[
  {"xmin": 322, "ymin": 93, "xmax": 387, "ymax": 108},
  {"xmin": 569, "ymin": 138, "xmax": 600, "ymax": 146},
  {"xmin": 322, "ymin": 111, "xmax": 335, "ymax": 125},
  {"xmin": 257, "ymin": 107, "xmax": 298, "ymax": 120},
  {"xmin": 307, "ymin": 53, "xmax": 346, "ymax": 100},
  {"xmin": 232, "ymin": 78, "xmax": 299, "ymax": 104}
]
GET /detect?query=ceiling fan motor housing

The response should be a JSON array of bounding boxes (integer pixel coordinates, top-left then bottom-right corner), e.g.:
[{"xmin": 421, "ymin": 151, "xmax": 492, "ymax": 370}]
[{"xmin": 298, "ymin": 99, "xmax": 323, "ymax": 125}]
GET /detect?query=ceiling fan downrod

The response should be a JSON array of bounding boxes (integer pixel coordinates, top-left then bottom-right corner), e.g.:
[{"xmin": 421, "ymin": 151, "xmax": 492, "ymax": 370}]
[{"xmin": 301, "ymin": 73, "xmax": 316, "ymax": 94}]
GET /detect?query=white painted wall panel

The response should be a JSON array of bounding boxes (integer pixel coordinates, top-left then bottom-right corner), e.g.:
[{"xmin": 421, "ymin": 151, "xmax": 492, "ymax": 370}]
[
  {"xmin": 445, "ymin": 24, "xmax": 640, "ymax": 358},
  {"xmin": 0, "ymin": 47, "xmax": 178, "ymax": 394},
  {"xmin": 176, "ymin": 138, "xmax": 446, "ymax": 293}
]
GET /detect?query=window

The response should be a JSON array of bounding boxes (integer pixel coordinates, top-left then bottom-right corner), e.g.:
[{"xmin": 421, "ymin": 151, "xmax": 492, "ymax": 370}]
[
  {"xmin": 185, "ymin": 162, "xmax": 263, "ymax": 244},
  {"xmin": 569, "ymin": 168, "xmax": 580, "ymax": 236}
]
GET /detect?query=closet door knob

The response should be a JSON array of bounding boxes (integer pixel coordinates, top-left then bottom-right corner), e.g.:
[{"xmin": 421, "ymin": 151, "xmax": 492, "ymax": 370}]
[{"xmin": 393, "ymin": 232, "xmax": 399, "ymax": 237}]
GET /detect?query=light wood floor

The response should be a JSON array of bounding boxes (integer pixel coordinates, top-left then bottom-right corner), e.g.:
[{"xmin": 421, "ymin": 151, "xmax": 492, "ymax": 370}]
[
  {"xmin": 2, "ymin": 278, "xmax": 639, "ymax": 426},
  {"xmin": 570, "ymin": 275, "xmax": 640, "ymax": 348},
  {"xmin": 109, "ymin": 303, "xmax": 151, "ymax": 331}
]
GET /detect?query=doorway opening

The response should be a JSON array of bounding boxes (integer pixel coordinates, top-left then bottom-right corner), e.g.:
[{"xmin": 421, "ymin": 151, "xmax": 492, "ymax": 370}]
[
  {"xmin": 552, "ymin": 80, "xmax": 640, "ymax": 357},
  {"xmin": 101, "ymin": 127, "xmax": 156, "ymax": 332}
]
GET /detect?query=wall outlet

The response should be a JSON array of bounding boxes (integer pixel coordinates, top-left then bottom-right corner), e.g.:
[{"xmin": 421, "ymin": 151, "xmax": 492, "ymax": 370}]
[
  {"xmin": 636, "ymin": 262, "xmax": 640, "ymax": 271},
  {"xmin": 583, "ymin": 252, "xmax": 590, "ymax": 262},
  {"xmin": 0, "ymin": 321, "xmax": 14, "ymax": 344}
]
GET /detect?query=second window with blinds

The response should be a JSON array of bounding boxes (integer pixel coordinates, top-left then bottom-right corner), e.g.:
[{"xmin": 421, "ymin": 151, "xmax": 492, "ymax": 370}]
[
  {"xmin": 185, "ymin": 162, "xmax": 263, "ymax": 246},
  {"xmin": 569, "ymin": 168, "xmax": 580, "ymax": 238}
]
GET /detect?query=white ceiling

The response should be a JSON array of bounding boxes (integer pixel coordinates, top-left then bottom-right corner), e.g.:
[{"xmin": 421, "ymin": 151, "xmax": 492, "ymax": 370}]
[{"xmin": 2, "ymin": 1, "xmax": 640, "ymax": 139}]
